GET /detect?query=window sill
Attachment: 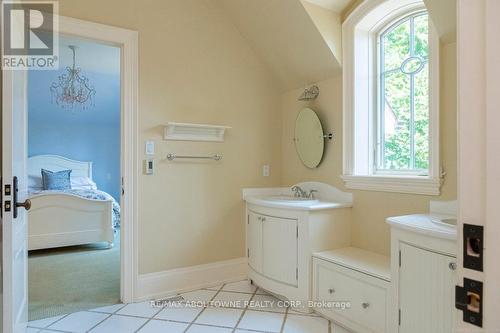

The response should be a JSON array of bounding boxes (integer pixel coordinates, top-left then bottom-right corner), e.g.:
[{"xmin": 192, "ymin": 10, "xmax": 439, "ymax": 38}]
[{"xmin": 341, "ymin": 175, "xmax": 442, "ymax": 196}]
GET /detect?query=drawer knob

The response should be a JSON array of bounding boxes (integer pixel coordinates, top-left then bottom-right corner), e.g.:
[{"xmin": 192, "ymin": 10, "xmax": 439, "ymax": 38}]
[
  {"xmin": 449, "ymin": 262, "xmax": 457, "ymax": 270},
  {"xmin": 328, "ymin": 288, "xmax": 335, "ymax": 294},
  {"xmin": 362, "ymin": 302, "xmax": 370, "ymax": 309},
  {"xmin": 262, "ymin": 217, "xmax": 266, "ymax": 222}
]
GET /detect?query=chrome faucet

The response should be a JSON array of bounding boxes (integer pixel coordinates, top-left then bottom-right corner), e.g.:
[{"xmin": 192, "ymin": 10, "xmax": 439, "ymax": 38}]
[
  {"xmin": 291, "ymin": 185, "xmax": 307, "ymax": 198},
  {"xmin": 307, "ymin": 190, "xmax": 318, "ymax": 199},
  {"xmin": 291, "ymin": 186, "xmax": 318, "ymax": 199}
]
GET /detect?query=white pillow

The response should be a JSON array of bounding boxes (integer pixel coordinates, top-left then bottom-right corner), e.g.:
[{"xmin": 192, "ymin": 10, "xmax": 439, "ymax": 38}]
[
  {"xmin": 71, "ymin": 176, "xmax": 98, "ymax": 190},
  {"xmin": 28, "ymin": 175, "xmax": 43, "ymax": 191}
]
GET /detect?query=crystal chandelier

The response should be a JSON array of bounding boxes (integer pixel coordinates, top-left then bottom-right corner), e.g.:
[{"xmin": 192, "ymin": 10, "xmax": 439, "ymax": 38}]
[{"xmin": 50, "ymin": 45, "xmax": 96, "ymax": 110}]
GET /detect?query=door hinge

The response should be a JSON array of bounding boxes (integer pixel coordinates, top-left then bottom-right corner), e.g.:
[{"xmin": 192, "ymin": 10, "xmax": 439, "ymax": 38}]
[
  {"xmin": 398, "ymin": 309, "xmax": 401, "ymax": 326},
  {"xmin": 247, "ymin": 248, "xmax": 250, "ymax": 258},
  {"xmin": 121, "ymin": 177, "xmax": 125, "ymax": 196},
  {"xmin": 296, "ymin": 226, "xmax": 298, "ymax": 238},
  {"xmin": 296, "ymin": 268, "xmax": 298, "ymax": 280},
  {"xmin": 247, "ymin": 214, "xmax": 249, "ymax": 224},
  {"xmin": 399, "ymin": 250, "xmax": 401, "ymax": 267}
]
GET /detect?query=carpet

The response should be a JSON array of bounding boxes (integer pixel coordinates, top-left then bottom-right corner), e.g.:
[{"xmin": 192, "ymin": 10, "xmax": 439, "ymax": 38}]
[{"xmin": 28, "ymin": 231, "xmax": 120, "ymax": 321}]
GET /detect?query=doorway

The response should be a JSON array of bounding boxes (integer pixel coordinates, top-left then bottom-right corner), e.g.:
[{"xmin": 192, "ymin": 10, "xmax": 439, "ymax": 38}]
[
  {"xmin": 26, "ymin": 35, "xmax": 122, "ymax": 320},
  {"xmin": 1, "ymin": 16, "xmax": 138, "ymax": 332}
]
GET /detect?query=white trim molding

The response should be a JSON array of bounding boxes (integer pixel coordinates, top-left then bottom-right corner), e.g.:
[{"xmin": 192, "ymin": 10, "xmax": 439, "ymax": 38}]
[
  {"xmin": 136, "ymin": 258, "xmax": 248, "ymax": 301},
  {"xmin": 56, "ymin": 16, "xmax": 139, "ymax": 303},
  {"xmin": 342, "ymin": 0, "xmax": 441, "ymax": 195},
  {"xmin": 341, "ymin": 175, "xmax": 442, "ymax": 195}
]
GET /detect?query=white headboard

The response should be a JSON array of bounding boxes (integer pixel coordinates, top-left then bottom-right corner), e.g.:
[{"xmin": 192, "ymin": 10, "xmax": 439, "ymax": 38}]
[{"xmin": 28, "ymin": 155, "xmax": 93, "ymax": 180}]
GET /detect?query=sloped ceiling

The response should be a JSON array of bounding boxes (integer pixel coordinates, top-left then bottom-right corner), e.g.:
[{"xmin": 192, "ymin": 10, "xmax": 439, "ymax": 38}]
[
  {"xmin": 301, "ymin": 1, "xmax": 343, "ymax": 64},
  {"xmin": 303, "ymin": 0, "xmax": 354, "ymax": 13},
  {"xmin": 423, "ymin": 0, "xmax": 456, "ymax": 43},
  {"xmin": 217, "ymin": 0, "xmax": 342, "ymax": 92}
]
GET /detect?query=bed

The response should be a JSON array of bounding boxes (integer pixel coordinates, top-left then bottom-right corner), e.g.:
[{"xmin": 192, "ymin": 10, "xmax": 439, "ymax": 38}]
[{"xmin": 27, "ymin": 155, "xmax": 119, "ymax": 251}]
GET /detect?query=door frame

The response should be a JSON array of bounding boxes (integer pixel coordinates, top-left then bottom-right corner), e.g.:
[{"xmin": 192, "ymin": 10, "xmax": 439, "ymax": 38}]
[
  {"xmin": 54, "ymin": 16, "xmax": 139, "ymax": 303},
  {"xmin": 457, "ymin": 0, "xmax": 500, "ymax": 331}
]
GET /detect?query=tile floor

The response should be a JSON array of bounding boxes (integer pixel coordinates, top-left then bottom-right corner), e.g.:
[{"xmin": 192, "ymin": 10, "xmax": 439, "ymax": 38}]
[{"xmin": 27, "ymin": 280, "xmax": 333, "ymax": 333}]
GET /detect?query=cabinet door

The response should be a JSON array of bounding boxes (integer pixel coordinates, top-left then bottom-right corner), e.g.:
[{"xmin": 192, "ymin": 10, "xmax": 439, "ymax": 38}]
[
  {"xmin": 247, "ymin": 212, "xmax": 263, "ymax": 273},
  {"xmin": 399, "ymin": 243, "xmax": 456, "ymax": 333},
  {"xmin": 262, "ymin": 215, "xmax": 298, "ymax": 286}
]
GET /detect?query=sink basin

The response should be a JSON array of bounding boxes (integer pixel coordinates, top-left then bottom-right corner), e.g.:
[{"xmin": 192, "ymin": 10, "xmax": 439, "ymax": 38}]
[
  {"xmin": 431, "ymin": 216, "xmax": 457, "ymax": 227},
  {"xmin": 262, "ymin": 195, "xmax": 319, "ymax": 204}
]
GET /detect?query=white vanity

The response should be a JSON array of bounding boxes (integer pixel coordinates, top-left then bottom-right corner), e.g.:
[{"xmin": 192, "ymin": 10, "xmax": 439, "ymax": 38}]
[
  {"xmin": 242, "ymin": 182, "xmax": 352, "ymax": 311},
  {"xmin": 243, "ymin": 179, "xmax": 457, "ymax": 333},
  {"xmin": 387, "ymin": 201, "xmax": 457, "ymax": 333}
]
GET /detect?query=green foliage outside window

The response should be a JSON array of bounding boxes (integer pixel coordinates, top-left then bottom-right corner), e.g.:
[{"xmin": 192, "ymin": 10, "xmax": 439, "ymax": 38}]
[{"xmin": 380, "ymin": 13, "xmax": 429, "ymax": 172}]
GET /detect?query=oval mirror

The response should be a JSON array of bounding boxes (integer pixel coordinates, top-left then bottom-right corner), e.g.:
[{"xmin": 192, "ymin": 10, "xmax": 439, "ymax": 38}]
[{"xmin": 294, "ymin": 108, "xmax": 324, "ymax": 168}]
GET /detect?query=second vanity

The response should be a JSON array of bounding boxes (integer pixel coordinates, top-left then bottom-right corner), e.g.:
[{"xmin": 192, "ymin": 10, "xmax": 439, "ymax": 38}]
[{"xmin": 243, "ymin": 182, "xmax": 353, "ymax": 311}]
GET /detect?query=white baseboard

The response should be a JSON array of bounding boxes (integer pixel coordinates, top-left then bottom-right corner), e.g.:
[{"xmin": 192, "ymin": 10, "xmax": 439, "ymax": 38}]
[{"xmin": 135, "ymin": 257, "xmax": 248, "ymax": 301}]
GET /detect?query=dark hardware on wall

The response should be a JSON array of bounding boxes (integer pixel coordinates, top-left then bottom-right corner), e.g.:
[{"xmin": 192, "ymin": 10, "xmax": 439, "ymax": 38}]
[
  {"xmin": 463, "ymin": 224, "xmax": 483, "ymax": 271},
  {"xmin": 456, "ymin": 278, "xmax": 483, "ymax": 327}
]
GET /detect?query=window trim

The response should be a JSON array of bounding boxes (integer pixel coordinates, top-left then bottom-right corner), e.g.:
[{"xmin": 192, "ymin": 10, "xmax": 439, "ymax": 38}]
[{"xmin": 342, "ymin": 0, "xmax": 441, "ymax": 195}]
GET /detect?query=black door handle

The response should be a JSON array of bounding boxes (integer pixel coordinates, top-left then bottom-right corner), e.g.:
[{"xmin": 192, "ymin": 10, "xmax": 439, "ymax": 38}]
[{"xmin": 13, "ymin": 176, "xmax": 31, "ymax": 218}]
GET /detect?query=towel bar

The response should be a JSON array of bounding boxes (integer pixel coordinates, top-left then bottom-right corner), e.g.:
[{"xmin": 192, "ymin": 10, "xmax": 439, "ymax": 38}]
[{"xmin": 166, "ymin": 153, "xmax": 222, "ymax": 161}]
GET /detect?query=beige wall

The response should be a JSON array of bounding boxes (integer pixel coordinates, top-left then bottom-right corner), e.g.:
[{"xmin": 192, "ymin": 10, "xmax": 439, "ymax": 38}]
[
  {"xmin": 41, "ymin": 0, "xmax": 456, "ymax": 272},
  {"xmin": 300, "ymin": 1, "xmax": 343, "ymax": 64},
  {"xmin": 57, "ymin": 0, "xmax": 283, "ymax": 274},
  {"xmin": 280, "ymin": 42, "xmax": 457, "ymax": 255}
]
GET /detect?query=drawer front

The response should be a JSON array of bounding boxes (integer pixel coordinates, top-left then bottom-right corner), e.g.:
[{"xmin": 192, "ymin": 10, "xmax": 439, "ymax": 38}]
[{"xmin": 314, "ymin": 258, "xmax": 388, "ymax": 333}]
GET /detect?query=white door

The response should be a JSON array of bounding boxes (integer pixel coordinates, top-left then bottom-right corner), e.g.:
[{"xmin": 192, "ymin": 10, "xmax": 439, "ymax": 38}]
[
  {"xmin": 2, "ymin": 68, "xmax": 30, "ymax": 333},
  {"xmin": 399, "ymin": 243, "xmax": 456, "ymax": 333},
  {"xmin": 247, "ymin": 211, "xmax": 263, "ymax": 273},
  {"xmin": 262, "ymin": 216, "xmax": 298, "ymax": 286}
]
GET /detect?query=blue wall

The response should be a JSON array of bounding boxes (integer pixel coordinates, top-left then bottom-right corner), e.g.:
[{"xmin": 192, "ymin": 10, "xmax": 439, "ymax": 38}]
[{"xmin": 28, "ymin": 53, "xmax": 121, "ymax": 200}]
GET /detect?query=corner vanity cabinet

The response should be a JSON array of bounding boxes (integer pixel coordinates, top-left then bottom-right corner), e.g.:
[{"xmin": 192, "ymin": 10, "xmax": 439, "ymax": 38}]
[
  {"xmin": 244, "ymin": 186, "xmax": 352, "ymax": 311},
  {"xmin": 247, "ymin": 210, "xmax": 298, "ymax": 286},
  {"xmin": 387, "ymin": 215, "xmax": 457, "ymax": 333}
]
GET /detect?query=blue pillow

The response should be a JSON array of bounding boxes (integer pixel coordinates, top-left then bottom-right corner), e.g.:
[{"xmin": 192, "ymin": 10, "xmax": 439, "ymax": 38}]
[{"xmin": 41, "ymin": 169, "xmax": 72, "ymax": 190}]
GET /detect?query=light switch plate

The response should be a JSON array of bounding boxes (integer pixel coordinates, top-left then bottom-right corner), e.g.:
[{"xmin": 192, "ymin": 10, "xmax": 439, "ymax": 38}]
[
  {"xmin": 263, "ymin": 165, "xmax": 270, "ymax": 177},
  {"xmin": 145, "ymin": 141, "xmax": 155, "ymax": 155}
]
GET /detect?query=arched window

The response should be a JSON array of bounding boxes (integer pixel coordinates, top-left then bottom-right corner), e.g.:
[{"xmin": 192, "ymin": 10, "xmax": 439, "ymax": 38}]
[
  {"xmin": 342, "ymin": 0, "xmax": 440, "ymax": 195},
  {"xmin": 378, "ymin": 12, "xmax": 429, "ymax": 172}
]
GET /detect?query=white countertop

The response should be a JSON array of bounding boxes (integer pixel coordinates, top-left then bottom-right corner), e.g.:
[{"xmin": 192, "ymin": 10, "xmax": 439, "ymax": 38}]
[
  {"xmin": 386, "ymin": 213, "xmax": 457, "ymax": 240},
  {"xmin": 242, "ymin": 182, "xmax": 353, "ymax": 211},
  {"xmin": 245, "ymin": 195, "xmax": 352, "ymax": 211}
]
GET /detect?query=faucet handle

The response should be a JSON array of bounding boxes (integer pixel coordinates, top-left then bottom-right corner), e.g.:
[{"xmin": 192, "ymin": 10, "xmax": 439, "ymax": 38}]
[
  {"xmin": 291, "ymin": 186, "xmax": 302, "ymax": 197},
  {"xmin": 308, "ymin": 190, "xmax": 318, "ymax": 199}
]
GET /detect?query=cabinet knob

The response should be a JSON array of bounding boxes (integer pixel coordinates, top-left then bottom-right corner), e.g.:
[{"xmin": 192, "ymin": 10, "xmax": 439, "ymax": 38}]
[
  {"xmin": 449, "ymin": 262, "xmax": 457, "ymax": 270},
  {"xmin": 328, "ymin": 288, "xmax": 335, "ymax": 294},
  {"xmin": 261, "ymin": 217, "xmax": 266, "ymax": 222},
  {"xmin": 362, "ymin": 302, "xmax": 370, "ymax": 309}
]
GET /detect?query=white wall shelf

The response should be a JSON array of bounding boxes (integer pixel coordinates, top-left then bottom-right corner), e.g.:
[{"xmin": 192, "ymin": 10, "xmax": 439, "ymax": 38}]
[{"xmin": 164, "ymin": 122, "xmax": 231, "ymax": 142}]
